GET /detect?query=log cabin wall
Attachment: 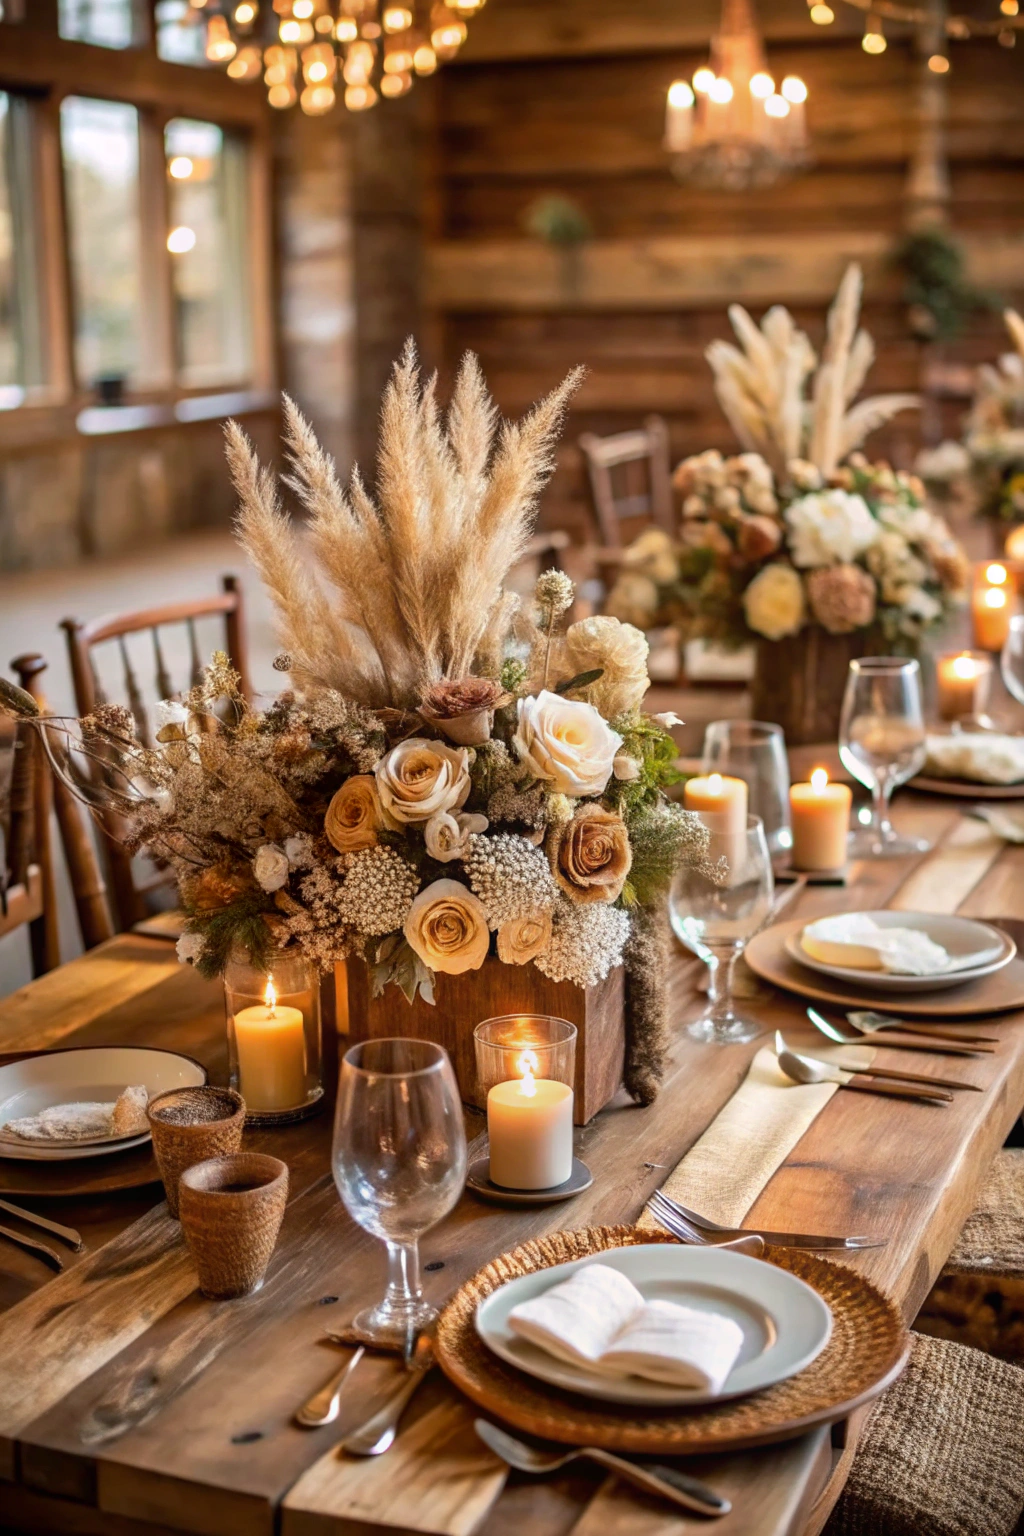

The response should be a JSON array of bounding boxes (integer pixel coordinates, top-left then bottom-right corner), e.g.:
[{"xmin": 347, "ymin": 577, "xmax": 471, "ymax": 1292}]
[{"xmin": 428, "ymin": 0, "xmax": 1024, "ymax": 541}]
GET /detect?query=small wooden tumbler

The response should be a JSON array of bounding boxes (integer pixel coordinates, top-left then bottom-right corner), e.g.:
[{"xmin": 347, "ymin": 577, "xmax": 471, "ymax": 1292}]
[
  {"xmin": 178, "ymin": 1153, "xmax": 289, "ymax": 1299},
  {"xmin": 147, "ymin": 1087, "xmax": 246, "ymax": 1219}
]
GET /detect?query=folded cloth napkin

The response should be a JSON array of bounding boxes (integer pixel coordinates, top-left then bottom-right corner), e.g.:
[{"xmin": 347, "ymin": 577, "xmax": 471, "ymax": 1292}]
[
  {"xmin": 507, "ymin": 1261, "xmax": 744, "ymax": 1393},
  {"xmin": 924, "ymin": 733, "xmax": 1024, "ymax": 786},
  {"xmin": 971, "ymin": 805, "xmax": 1024, "ymax": 845},
  {"xmin": 801, "ymin": 914, "xmax": 956, "ymax": 975},
  {"xmin": 4, "ymin": 1085, "xmax": 149, "ymax": 1142}
]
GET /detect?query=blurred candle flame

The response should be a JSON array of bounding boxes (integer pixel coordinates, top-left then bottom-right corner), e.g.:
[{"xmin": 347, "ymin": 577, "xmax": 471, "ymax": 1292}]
[
  {"xmin": 264, "ymin": 978, "xmax": 277, "ymax": 1014},
  {"xmin": 810, "ymin": 768, "xmax": 829, "ymax": 793},
  {"xmin": 517, "ymin": 1048, "xmax": 538, "ymax": 1098}
]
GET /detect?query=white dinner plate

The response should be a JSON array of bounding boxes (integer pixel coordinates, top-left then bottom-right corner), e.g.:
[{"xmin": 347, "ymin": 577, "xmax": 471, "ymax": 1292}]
[
  {"xmin": 786, "ymin": 912, "xmax": 1015, "ymax": 994},
  {"xmin": 475, "ymin": 1244, "xmax": 832, "ymax": 1408},
  {"xmin": 0, "ymin": 1047, "xmax": 207, "ymax": 1161}
]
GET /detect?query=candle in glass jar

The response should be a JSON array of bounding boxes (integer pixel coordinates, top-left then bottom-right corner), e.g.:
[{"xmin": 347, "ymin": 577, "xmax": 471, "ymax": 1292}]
[
  {"xmin": 233, "ymin": 980, "xmax": 307, "ymax": 1113},
  {"xmin": 789, "ymin": 768, "xmax": 852, "ymax": 871},
  {"xmin": 487, "ymin": 1050, "xmax": 573, "ymax": 1190},
  {"xmin": 935, "ymin": 651, "xmax": 993, "ymax": 723}
]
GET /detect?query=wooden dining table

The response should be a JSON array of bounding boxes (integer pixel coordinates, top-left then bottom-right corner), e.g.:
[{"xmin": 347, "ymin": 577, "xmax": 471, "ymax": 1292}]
[{"xmin": 1, "ymin": 756, "xmax": 1023, "ymax": 1536}]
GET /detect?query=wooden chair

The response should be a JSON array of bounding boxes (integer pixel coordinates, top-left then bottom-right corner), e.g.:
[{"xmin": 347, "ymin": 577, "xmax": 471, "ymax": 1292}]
[
  {"xmin": 1, "ymin": 661, "xmax": 59, "ymax": 977},
  {"xmin": 61, "ymin": 575, "xmax": 250, "ymax": 932},
  {"xmin": 577, "ymin": 415, "xmax": 674, "ymax": 549}
]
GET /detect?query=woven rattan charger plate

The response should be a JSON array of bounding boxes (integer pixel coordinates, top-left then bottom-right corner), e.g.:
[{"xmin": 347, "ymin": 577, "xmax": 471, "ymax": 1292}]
[{"xmin": 435, "ymin": 1226, "xmax": 909, "ymax": 1454}]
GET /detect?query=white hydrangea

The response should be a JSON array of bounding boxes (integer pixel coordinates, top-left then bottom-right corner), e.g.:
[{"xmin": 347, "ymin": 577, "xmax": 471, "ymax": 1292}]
[
  {"xmin": 463, "ymin": 832, "xmax": 555, "ymax": 929},
  {"xmin": 336, "ymin": 846, "xmax": 420, "ymax": 935},
  {"xmin": 784, "ymin": 490, "xmax": 879, "ymax": 568}
]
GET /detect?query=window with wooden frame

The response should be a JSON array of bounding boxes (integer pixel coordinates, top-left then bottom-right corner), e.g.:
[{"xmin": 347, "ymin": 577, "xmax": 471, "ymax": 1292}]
[{"xmin": 0, "ymin": 0, "xmax": 274, "ymax": 442}]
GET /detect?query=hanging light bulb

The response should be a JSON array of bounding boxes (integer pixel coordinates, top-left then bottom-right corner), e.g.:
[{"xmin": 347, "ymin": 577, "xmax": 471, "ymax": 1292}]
[
  {"xmin": 345, "ymin": 82, "xmax": 378, "ymax": 109},
  {"xmin": 280, "ymin": 16, "xmax": 314, "ymax": 41},
  {"xmin": 749, "ymin": 71, "xmax": 774, "ymax": 98},
  {"xmin": 381, "ymin": 69, "xmax": 412, "ymax": 94},
  {"xmin": 335, "ymin": 15, "xmax": 358, "ymax": 39},
  {"xmin": 382, "ymin": 5, "xmax": 413, "ymax": 29},
  {"xmin": 343, "ymin": 38, "xmax": 376, "ymax": 82},
  {"xmin": 781, "ymin": 75, "xmax": 807, "ymax": 103},
  {"xmin": 808, "ymin": 2, "xmax": 834, "ymax": 21},
  {"xmin": 268, "ymin": 80, "xmax": 298, "ymax": 107},
  {"xmin": 451, "ymin": 0, "xmax": 485, "ymax": 11},
  {"xmin": 264, "ymin": 44, "xmax": 297, "ymax": 84},
  {"xmin": 315, "ymin": 11, "xmax": 334, "ymax": 30},
  {"xmin": 431, "ymin": 3, "xmax": 467, "ymax": 56},
  {"xmin": 234, "ymin": 0, "xmax": 257, "ymax": 23},
  {"xmin": 228, "ymin": 44, "xmax": 263, "ymax": 78},
  {"xmin": 1001, "ymin": 0, "xmax": 1019, "ymax": 14},
  {"xmin": 384, "ymin": 33, "xmax": 414, "ymax": 71},
  {"xmin": 927, "ymin": 52, "xmax": 950, "ymax": 72},
  {"xmin": 413, "ymin": 42, "xmax": 437, "ymax": 72},
  {"xmin": 205, "ymin": 15, "xmax": 237, "ymax": 60},
  {"xmin": 707, "ymin": 76, "xmax": 733, "ymax": 103},
  {"xmin": 302, "ymin": 40, "xmax": 335, "ymax": 82},
  {"xmin": 301, "ymin": 82, "xmax": 336, "ymax": 113},
  {"xmin": 764, "ymin": 93, "xmax": 790, "ymax": 117},
  {"xmin": 862, "ymin": 14, "xmax": 887, "ymax": 52},
  {"xmin": 292, "ymin": 0, "xmax": 314, "ymax": 16},
  {"xmin": 692, "ymin": 66, "xmax": 715, "ymax": 93}
]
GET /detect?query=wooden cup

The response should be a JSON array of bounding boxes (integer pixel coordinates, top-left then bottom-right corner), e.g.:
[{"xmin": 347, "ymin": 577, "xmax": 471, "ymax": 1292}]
[
  {"xmin": 147, "ymin": 1086, "xmax": 246, "ymax": 1219},
  {"xmin": 178, "ymin": 1153, "xmax": 289, "ymax": 1300}
]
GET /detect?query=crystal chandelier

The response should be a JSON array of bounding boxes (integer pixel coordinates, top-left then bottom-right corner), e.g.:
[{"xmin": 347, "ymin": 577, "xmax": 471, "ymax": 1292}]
[
  {"xmin": 194, "ymin": 0, "xmax": 485, "ymax": 115},
  {"xmin": 664, "ymin": 0, "xmax": 810, "ymax": 190}
]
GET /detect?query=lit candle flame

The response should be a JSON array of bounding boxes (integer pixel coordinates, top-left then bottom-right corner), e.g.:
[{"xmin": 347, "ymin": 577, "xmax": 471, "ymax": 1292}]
[
  {"xmin": 707, "ymin": 772, "xmax": 724, "ymax": 795},
  {"xmin": 984, "ymin": 588, "xmax": 1008, "ymax": 610},
  {"xmin": 810, "ymin": 768, "xmax": 829, "ymax": 793},
  {"xmin": 264, "ymin": 978, "xmax": 277, "ymax": 1015},
  {"xmin": 952, "ymin": 653, "xmax": 976, "ymax": 679},
  {"xmin": 986, "ymin": 563, "xmax": 1009, "ymax": 586},
  {"xmin": 517, "ymin": 1048, "xmax": 538, "ymax": 1099}
]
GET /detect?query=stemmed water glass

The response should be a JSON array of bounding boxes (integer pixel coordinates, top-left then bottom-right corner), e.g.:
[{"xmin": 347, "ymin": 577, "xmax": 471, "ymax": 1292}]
[
  {"xmin": 702, "ymin": 719, "xmax": 792, "ymax": 856},
  {"xmin": 839, "ymin": 657, "xmax": 929, "ymax": 858},
  {"xmin": 332, "ymin": 1038, "xmax": 467, "ymax": 1346},
  {"xmin": 669, "ymin": 814, "xmax": 774, "ymax": 1045},
  {"xmin": 1002, "ymin": 615, "xmax": 1024, "ymax": 709}
]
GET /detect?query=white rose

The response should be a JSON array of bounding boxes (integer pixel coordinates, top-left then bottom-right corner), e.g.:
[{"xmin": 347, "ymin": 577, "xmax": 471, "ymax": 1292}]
[
  {"xmin": 254, "ymin": 844, "xmax": 290, "ymax": 892},
  {"xmin": 513, "ymin": 690, "xmax": 623, "ymax": 797},
  {"xmin": 613, "ymin": 753, "xmax": 641, "ymax": 781},
  {"xmin": 742, "ymin": 564, "xmax": 807, "ymax": 641},
  {"xmin": 424, "ymin": 810, "xmax": 488, "ymax": 862},
  {"xmin": 785, "ymin": 490, "xmax": 879, "ymax": 568},
  {"xmin": 374, "ymin": 737, "xmax": 471, "ymax": 825}
]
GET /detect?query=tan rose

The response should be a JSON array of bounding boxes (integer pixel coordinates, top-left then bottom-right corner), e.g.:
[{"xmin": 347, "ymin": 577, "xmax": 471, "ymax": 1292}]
[
  {"xmin": 404, "ymin": 878, "xmax": 490, "ymax": 975},
  {"xmin": 375, "ymin": 737, "xmax": 471, "ymax": 825},
  {"xmin": 419, "ymin": 677, "xmax": 511, "ymax": 747},
  {"xmin": 553, "ymin": 804, "xmax": 632, "ymax": 905},
  {"xmin": 496, "ymin": 911, "xmax": 553, "ymax": 966},
  {"xmin": 325, "ymin": 775, "xmax": 389, "ymax": 853}
]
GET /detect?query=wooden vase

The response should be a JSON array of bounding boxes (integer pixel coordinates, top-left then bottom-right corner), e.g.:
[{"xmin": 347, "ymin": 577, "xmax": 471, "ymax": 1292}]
[
  {"xmin": 345, "ymin": 956, "xmax": 625, "ymax": 1126},
  {"xmin": 750, "ymin": 626, "xmax": 887, "ymax": 746}
]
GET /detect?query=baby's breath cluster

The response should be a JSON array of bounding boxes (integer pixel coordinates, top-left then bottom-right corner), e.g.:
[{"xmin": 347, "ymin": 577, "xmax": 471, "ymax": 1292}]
[
  {"xmin": 463, "ymin": 832, "xmax": 555, "ymax": 929},
  {"xmin": 535, "ymin": 899, "xmax": 631, "ymax": 988},
  {"xmin": 335, "ymin": 847, "xmax": 420, "ymax": 935}
]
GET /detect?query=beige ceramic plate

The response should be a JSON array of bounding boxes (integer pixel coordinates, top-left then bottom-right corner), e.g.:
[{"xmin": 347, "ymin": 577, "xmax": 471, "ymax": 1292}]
[{"xmin": 909, "ymin": 775, "xmax": 1024, "ymax": 800}]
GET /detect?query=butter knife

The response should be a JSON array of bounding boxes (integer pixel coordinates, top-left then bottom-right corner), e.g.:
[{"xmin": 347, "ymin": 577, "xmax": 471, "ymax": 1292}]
[
  {"xmin": 0, "ymin": 1198, "xmax": 84, "ymax": 1250},
  {"xmin": 0, "ymin": 1222, "xmax": 65, "ymax": 1270}
]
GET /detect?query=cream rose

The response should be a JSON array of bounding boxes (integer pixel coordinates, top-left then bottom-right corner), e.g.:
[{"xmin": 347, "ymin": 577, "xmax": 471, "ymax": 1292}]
[
  {"xmin": 742, "ymin": 564, "xmax": 807, "ymax": 641},
  {"xmin": 513, "ymin": 690, "xmax": 622, "ymax": 797},
  {"xmin": 325, "ymin": 775, "xmax": 390, "ymax": 853},
  {"xmin": 496, "ymin": 911, "xmax": 553, "ymax": 966},
  {"xmin": 784, "ymin": 489, "xmax": 879, "ymax": 568},
  {"xmin": 404, "ymin": 878, "xmax": 490, "ymax": 975},
  {"xmin": 374, "ymin": 738, "xmax": 471, "ymax": 825},
  {"xmin": 424, "ymin": 810, "xmax": 488, "ymax": 863},
  {"xmin": 253, "ymin": 844, "xmax": 290, "ymax": 893},
  {"xmin": 564, "ymin": 616, "xmax": 650, "ymax": 719}
]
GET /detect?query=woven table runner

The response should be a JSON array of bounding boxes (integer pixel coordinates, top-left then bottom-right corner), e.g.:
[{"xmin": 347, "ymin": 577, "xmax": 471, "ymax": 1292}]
[
  {"xmin": 890, "ymin": 816, "xmax": 1003, "ymax": 915},
  {"xmin": 638, "ymin": 1043, "xmax": 873, "ymax": 1231}
]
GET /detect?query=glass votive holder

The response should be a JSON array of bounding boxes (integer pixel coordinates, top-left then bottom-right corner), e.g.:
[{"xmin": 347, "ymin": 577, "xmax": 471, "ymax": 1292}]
[
  {"xmin": 473, "ymin": 1016, "xmax": 577, "ymax": 1192},
  {"xmin": 223, "ymin": 947, "xmax": 323, "ymax": 1126},
  {"xmin": 934, "ymin": 650, "xmax": 993, "ymax": 725}
]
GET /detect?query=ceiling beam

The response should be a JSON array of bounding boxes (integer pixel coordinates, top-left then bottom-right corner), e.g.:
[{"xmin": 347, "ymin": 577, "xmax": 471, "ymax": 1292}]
[{"xmin": 458, "ymin": 0, "xmax": 867, "ymax": 64}]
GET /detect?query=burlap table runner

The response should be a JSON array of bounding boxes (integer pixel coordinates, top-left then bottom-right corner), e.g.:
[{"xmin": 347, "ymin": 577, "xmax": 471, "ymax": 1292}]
[{"xmin": 639, "ymin": 1042, "xmax": 873, "ymax": 1231}]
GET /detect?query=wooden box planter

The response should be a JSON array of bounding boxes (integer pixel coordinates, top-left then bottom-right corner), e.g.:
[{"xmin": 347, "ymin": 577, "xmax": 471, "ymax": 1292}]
[{"xmin": 345, "ymin": 956, "xmax": 626, "ymax": 1126}]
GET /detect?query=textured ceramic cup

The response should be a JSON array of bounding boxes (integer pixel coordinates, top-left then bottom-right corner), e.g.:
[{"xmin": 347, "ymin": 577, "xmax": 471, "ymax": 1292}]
[
  {"xmin": 178, "ymin": 1153, "xmax": 289, "ymax": 1299},
  {"xmin": 147, "ymin": 1086, "xmax": 246, "ymax": 1218}
]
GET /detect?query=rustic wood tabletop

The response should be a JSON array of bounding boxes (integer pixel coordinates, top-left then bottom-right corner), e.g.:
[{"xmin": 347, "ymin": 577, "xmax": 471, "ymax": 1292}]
[{"xmin": 1, "ymin": 755, "xmax": 1023, "ymax": 1536}]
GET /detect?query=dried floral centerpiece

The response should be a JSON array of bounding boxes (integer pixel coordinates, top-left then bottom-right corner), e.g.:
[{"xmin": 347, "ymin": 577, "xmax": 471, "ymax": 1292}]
[
  {"xmin": 964, "ymin": 308, "xmax": 1024, "ymax": 527},
  {"xmin": 605, "ymin": 266, "xmax": 969, "ymax": 743},
  {"xmin": 3, "ymin": 346, "xmax": 711, "ymax": 1114}
]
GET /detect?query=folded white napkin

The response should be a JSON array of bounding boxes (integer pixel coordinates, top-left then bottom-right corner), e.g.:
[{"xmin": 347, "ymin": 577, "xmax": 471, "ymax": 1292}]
[
  {"xmin": 507, "ymin": 1261, "xmax": 744, "ymax": 1393},
  {"xmin": 802, "ymin": 914, "xmax": 954, "ymax": 976},
  {"xmin": 4, "ymin": 1085, "xmax": 149, "ymax": 1142},
  {"xmin": 925, "ymin": 732, "xmax": 1024, "ymax": 786}
]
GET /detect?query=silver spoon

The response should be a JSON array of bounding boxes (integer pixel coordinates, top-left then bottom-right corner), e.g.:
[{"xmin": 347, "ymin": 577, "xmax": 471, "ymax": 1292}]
[
  {"xmin": 806, "ymin": 1008, "xmax": 994, "ymax": 1057},
  {"xmin": 776, "ymin": 1032, "xmax": 952, "ymax": 1103},
  {"xmin": 294, "ymin": 1345, "xmax": 366, "ymax": 1429},
  {"xmin": 338, "ymin": 1332, "xmax": 436, "ymax": 1457},
  {"xmin": 475, "ymin": 1419, "xmax": 730, "ymax": 1517},
  {"xmin": 775, "ymin": 1033, "xmax": 976, "ymax": 1095}
]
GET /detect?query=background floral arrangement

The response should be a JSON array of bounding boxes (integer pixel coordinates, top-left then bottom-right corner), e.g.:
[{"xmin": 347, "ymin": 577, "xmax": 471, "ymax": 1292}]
[
  {"xmin": 606, "ymin": 265, "xmax": 969, "ymax": 650},
  {"xmin": 964, "ymin": 308, "xmax": 1024, "ymax": 525},
  {"xmin": 2, "ymin": 345, "xmax": 712, "ymax": 1105}
]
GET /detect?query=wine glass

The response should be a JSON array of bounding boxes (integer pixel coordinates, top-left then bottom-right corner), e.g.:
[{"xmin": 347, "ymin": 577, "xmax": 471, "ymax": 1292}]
[
  {"xmin": 839, "ymin": 657, "xmax": 929, "ymax": 858},
  {"xmin": 669, "ymin": 814, "xmax": 774, "ymax": 1045},
  {"xmin": 702, "ymin": 719, "xmax": 792, "ymax": 856},
  {"xmin": 332, "ymin": 1038, "xmax": 467, "ymax": 1345},
  {"xmin": 1001, "ymin": 615, "xmax": 1024, "ymax": 709}
]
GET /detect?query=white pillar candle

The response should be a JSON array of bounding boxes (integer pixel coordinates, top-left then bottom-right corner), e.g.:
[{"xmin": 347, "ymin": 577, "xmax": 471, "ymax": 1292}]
[
  {"xmin": 233, "ymin": 981, "xmax": 307, "ymax": 1113},
  {"xmin": 684, "ymin": 772, "xmax": 749, "ymax": 878},
  {"xmin": 487, "ymin": 1052, "xmax": 573, "ymax": 1191}
]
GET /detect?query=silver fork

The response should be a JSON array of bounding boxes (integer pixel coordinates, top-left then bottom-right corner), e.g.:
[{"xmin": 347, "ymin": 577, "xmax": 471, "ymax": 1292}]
[
  {"xmin": 650, "ymin": 1188, "xmax": 886, "ymax": 1251},
  {"xmin": 646, "ymin": 1193, "xmax": 765, "ymax": 1257}
]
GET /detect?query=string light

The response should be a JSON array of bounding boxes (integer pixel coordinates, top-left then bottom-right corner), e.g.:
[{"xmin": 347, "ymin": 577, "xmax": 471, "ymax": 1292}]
[
  {"xmin": 809, "ymin": 2, "xmax": 835, "ymax": 20},
  {"xmin": 927, "ymin": 52, "xmax": 950, "ymax": 71},
  {"xmin": 862, "ymin": 14, "xmax": 887, "ymax": 52},
  {"xmin": 233, "ymin": 1, "xmax": 257, "ymax": 22},
  {"xmin": 205, "ymin": 14, "xmax": 237, "ymax": 59}
]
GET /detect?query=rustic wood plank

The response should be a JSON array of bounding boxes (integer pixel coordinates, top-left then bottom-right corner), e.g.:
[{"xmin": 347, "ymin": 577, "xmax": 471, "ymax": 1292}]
[
  {"xmin": 281, "ymin": 1394, "xmax": 507, "ymax": 1536},
  {"xmin": 0, "ymin": 938, "xmax": 182, "ymax": 1053},
  {"xmin": 426, "ymin": 232, "xmax": 1024, "ymax": 314},
  {"xmin": 888, "ymin": 816, "xmax": 1005, "ymax": 915}
]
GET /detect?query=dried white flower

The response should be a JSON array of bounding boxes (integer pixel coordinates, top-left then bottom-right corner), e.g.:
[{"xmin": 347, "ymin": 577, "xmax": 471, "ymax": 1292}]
[
  {"xmin": 254, "ymin": 844, "xmax": 290, "ymax": 892},
  {"xmin": 463, "ymin": 831, "xmax": 556, "ymax": 929},
  {"xmin": 534, "ymin": 899, "xmax": 630, "ymax": 988},
  {"xmin": 336, "ymin": 846, "xmax": 420, "ymax": 935},
  {"xmin": 424, "ymin": 810, "xmax": 489, "ymax": 863},
  {"xmin": 284, "ymin": 834, "xmax": 314, "ymax": 869},
  {"xmin": 176, "ymin": 931, "xmax": 206, "ymax": 966},
  {"xmin": 613, "ymin": 753, "xmax": 641, "ymax": 782}
]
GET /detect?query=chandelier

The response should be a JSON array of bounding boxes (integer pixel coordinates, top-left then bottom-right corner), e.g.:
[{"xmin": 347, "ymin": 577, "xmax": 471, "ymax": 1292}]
[
  {"xmin": 195, "ymin": 0, "xmax": 485, "ymax": 115},
  {"xmin": 664, "ymin": 0, "xmax": 810, "ymax": 190}
]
